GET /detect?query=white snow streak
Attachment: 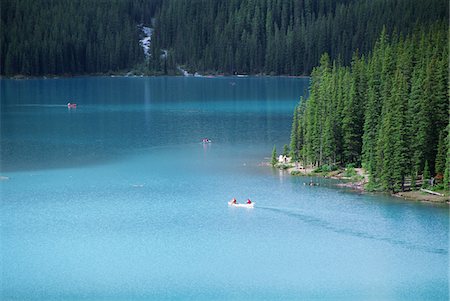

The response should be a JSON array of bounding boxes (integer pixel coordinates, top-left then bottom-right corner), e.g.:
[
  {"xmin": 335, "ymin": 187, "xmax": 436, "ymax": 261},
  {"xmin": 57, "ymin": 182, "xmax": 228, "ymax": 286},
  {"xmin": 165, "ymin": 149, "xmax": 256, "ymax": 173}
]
[
  {"xmin": 177, "ymin": 65, "xmax": 191, "ymax": 76},
  {"xmin": 139, "ymin": 25, "xmax": 153, "ymax": 58}
]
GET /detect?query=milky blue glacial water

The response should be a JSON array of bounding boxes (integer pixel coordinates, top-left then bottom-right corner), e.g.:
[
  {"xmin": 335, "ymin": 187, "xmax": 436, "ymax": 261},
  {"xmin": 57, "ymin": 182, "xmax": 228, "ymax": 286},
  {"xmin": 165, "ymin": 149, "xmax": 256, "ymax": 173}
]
[{"xmin": 0, "ymin": 77, "xmax": 448, "ymax": 301}]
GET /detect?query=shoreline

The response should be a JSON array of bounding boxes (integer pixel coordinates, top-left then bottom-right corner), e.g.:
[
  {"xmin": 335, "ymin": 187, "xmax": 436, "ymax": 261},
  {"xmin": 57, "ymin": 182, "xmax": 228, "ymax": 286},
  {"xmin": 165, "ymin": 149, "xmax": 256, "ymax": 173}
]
[
  {"xmin": 394, "ymin": 190, "xmax": 449, "ymax": 204},
  {"xmin": 0, "ymin": 73, "xmax": 310, "ymax": 80},
  {"xmin": 271, "ymin": 161, "xmax": 449, "ymax": 204}
]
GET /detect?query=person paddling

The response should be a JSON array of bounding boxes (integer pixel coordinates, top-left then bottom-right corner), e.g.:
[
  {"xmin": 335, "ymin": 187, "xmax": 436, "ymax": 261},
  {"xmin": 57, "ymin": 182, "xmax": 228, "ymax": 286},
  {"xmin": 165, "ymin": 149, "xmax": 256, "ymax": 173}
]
[
  {"xmin": 231, "ymin": 198, "xmax": 237, "ymax": 204},
  {"xmin": 246, "ymin": 199, "xmax": 252, "ymax": 204}
]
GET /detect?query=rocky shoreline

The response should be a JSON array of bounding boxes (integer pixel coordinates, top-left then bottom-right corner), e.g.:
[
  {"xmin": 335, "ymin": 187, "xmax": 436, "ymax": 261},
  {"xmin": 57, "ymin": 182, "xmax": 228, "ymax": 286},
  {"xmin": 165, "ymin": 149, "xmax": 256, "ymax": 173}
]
[{"xmin": 270, "ymin": 161, "xmax": 449, "ymax": 204}]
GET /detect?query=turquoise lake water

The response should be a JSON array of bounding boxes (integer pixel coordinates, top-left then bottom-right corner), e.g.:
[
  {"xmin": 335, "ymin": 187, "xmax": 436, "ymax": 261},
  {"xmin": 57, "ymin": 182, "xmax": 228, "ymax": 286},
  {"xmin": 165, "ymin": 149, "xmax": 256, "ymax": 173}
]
[{"xmin": 1, "ymin": 77, "xmax": 448, "ymax": 300}]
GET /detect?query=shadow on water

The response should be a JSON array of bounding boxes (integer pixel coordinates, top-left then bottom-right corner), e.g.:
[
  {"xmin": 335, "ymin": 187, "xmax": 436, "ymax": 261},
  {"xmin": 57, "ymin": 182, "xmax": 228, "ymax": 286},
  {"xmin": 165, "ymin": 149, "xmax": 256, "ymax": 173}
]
[
  {"xmin": 257, "ymin": 205, "xmax": 447, "ymax": 255},
  {"xmin": 0, "ymin": 141, "xmax": 203, "ymax": 173},
  {"xmin": 1, "ymin": 77, "xmax": 308, "ymax": 173}
]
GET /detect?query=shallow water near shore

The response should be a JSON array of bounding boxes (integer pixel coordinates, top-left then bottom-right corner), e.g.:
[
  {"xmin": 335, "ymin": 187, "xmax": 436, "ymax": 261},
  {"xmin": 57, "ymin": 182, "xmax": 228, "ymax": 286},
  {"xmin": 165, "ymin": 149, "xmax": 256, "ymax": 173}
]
[{"xmin": 1, "ymin": 77, "xmax": 448, "ymax": 300}]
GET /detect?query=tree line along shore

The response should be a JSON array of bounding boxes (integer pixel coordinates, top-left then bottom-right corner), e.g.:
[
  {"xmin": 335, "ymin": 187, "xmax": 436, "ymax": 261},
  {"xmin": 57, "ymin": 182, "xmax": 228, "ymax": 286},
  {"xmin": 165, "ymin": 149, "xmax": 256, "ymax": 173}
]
[{"xmin": 271, "ymin": 24, "xmax": 449, "ymax": 202}]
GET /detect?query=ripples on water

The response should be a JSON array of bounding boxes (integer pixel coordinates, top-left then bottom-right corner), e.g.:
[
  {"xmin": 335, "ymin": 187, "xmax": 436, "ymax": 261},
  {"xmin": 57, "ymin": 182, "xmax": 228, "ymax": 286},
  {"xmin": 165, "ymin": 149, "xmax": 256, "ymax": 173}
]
[
  {"xmin": 1, "ymin": 77, "xmax": 448, "ymax": 301},
  {"xmin": 258, "ymin": 205, "xmax": 447, "ymax": 255}
]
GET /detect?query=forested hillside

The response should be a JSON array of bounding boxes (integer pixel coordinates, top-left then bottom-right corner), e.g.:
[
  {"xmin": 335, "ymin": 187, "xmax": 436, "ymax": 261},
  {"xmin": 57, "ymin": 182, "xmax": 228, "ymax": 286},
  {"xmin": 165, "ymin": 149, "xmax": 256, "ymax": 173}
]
[
  {"xmin": 151, "ymin": 0, "xmax": 448, "ymax": 75},
  {"xmin": 289, "ymin": 23, "xmax": 449, "ymax": 192},
  {"xmin": 1, "ymin": 0, "xmax": 448, "ymax": 76},
  {"xmin": 0, "ymin": 0, "xmax": 161, "ymax": 76}
]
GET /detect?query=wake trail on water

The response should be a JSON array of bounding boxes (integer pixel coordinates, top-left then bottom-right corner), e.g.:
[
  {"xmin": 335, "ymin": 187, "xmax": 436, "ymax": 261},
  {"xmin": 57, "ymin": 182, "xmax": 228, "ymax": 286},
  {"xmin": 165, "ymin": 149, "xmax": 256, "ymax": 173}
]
[
  {"xmin": 257, "ymin": 205, "xmax": 447, "ymax": 255},
  {"xmin": 10, "ymin": 104, "xmax": 68, "ymax": 107}
]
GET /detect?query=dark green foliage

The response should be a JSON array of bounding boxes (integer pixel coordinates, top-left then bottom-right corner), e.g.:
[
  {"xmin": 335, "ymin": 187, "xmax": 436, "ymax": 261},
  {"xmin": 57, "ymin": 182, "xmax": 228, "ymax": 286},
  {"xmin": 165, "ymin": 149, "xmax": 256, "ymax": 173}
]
[
  {"xmin": 1, "ymin": 0, "xmax": 161, "ymax": 76},
  {"xmin": 271, "ymin": 145, "xmax": 277, "ymax": 167},
  {"xmin": 342, "ymin": 54, "xmax": 365, "ymax": 165},
  {"xmin": 422, "ymin": 161, "xmax": 430, "ymax": 188},
  {"xmin": 343, "ymin": 165, "xmax": 357, "ymax": 178},
  {"xmin": 289, "ymin": 105, "xmax": 300, "ymax": 161},
  {"xmin": 283, "ymin": 144, "xmax": 289, "ymax": 157},
  {"xmin": 410, "ymin": 166, "xmax": 418, "ymax": 191},
  {"xmin": 361, "ymin": 29, "xmax": 388, "ymax": 180},
  {"xmin": 444, "ymin": 134, "xmax": 450, "ymax": 188},
  {"xmin": 435, "ymin": 130, "xmax": 447, "ymax": 176},
  {"xmin": 289, "ymin": 24, "xmax": 449, "ymax": 192},
  {"xmin": 2, "ymin": 0, "xmax": 447, "ymax": 76},
  {"xmin": 390, "ymin": 71, "xmax": 410, "ymax": 191},
  {"xmin": 290, "ymin": 99, "xmax": 307, "ymax": 162},
  {"xmin": 314, "ymin": 164, "xmax": 338, "ymax": 173},
  {"xmin": 152, "ymin": 0, "xmax": 447, "ymax": 75}
]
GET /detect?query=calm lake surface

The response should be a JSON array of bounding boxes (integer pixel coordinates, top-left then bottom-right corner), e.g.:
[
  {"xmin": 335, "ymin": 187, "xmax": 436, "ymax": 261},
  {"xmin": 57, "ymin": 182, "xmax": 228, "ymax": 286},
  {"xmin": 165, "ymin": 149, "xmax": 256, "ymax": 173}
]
[{"xmin": 1, "ymin": 77, "xmax": 448, "ymax": 301}]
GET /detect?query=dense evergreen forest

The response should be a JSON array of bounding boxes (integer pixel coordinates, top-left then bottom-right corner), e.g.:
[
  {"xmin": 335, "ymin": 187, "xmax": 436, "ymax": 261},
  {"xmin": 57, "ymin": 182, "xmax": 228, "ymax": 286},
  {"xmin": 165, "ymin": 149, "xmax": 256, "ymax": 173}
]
[
  {"xmin": 151, "ymin": 0, "xmax": 447, "ymax": 75},
  {"xmin": 0, "ymin": 0, "xmax": 161, "ymax": 76},
  {"xmin": 289, "ymin": 23, "xmax": 449, "ymax": 192},
  {"xmin": 1, "ymin": 0, "xmax": 448, "ymax": 76}
]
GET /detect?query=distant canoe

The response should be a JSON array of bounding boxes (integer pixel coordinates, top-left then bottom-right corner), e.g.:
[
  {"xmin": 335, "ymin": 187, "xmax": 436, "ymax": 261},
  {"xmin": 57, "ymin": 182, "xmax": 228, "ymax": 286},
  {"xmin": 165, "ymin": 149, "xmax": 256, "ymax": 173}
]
[{"xmin": 228, "ymin": 200, "xmax": 254, "ymax": 208}]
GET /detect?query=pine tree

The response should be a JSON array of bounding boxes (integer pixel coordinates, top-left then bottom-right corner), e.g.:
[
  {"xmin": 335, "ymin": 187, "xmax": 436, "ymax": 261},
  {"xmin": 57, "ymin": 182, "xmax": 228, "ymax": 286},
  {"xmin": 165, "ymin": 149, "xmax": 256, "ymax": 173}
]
[
  {"xmin": 289, "ymin": 104, "xmax": 299, "ymax": 161},
  {"xmin": 444, "ymin": 137, "xmax": 450, "ymax": 189},
  {"xmin": 422, "ymin": 160, "xmax": 430, "ymax": 188},
  {"xmin": 271, "ymin": 145, "xmax": 278, "ymax": 167},
  {"xmin": 435, "ymin": 130, "xmax": 447, "ymax": 177},
  {"xmin": 391, "ymin": 71, "xmax": 410, "ymax": 192},
  {"xmin": 342, "ymin": 74, "xmax": 360, "ymax": 165},
  {"xmin": 283, "ymin": 144, "xmax": 289, "ymax": 157}
]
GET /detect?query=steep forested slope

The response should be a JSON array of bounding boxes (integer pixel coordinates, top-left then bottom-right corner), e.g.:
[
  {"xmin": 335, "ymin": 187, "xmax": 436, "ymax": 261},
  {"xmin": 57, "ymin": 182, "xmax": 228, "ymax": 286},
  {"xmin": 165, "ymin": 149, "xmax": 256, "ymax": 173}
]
[
  {"xmin": 1, "ymin": 0, "xmax": 447, "ymax": 76},
  {"xmin": 0, "ymin": 0, "xmax": 161, "ymax": 75},
  {"xmin": 151, "ymin": 0, "xmax": 448, "ymax": 75}
]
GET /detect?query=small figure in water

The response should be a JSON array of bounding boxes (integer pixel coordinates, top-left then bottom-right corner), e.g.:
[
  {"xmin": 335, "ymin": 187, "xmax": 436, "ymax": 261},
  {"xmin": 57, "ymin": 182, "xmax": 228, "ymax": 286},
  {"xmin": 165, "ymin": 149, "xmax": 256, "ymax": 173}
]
[
  {"xmin": 308, "ymin": 179, "xmax": 319, "ymax": 186},
  {"xmin": 231, "ymin": 198, "xmax": 237, "ymax": 204},
  {"xmin": 247, "ymin": 199, "xmax": 252, "ymax": 204}
]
